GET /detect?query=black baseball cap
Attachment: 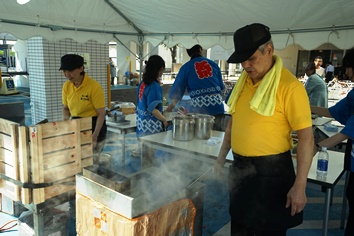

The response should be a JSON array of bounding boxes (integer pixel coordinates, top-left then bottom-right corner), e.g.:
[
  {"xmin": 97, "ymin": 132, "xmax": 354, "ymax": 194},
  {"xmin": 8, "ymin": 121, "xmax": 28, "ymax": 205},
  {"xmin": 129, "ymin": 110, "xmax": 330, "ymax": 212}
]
[
  {"xmin": 227, "ymin": 23, "xmax": 271, "ymax": 63},
  {"xmin": 59, "ymin": 54, "xmax": 84, "ymax": 71}
]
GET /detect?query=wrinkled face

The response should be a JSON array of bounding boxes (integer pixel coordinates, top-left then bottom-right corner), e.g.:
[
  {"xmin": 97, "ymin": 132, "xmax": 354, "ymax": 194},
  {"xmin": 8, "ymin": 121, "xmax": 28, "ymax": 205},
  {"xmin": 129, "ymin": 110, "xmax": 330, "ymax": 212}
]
[
  {"xmin": 346, "ymin": 67, "xmax": 354, "ymax": 81},
  {"xmin": 314, "ymin": 59, "xmax": 323, "ymax": 68},
  {"xmin": 240, "ymin": 44, "xmax": 274, "ymax": 83},
  {"xmin": 62, "ymin": 67, "xmax": 83, "ymax": 82}
]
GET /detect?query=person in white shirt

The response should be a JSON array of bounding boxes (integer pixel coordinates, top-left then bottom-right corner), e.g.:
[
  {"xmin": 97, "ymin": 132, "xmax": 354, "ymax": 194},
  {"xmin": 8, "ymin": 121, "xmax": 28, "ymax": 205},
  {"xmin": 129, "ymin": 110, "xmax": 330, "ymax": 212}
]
[
  {"xmin": 314, "ymin": 56, "xmax": 326, "ymax": 78},
  {"xmin": 303, "ymin": 56, "xmax": 325, "ymax": 81},
  {"xmin": 109, "ymin": 58, "xmax": 117, "ymax": 85},
  {"xmin": 325, "ymin": 61, "xmax": 335, "ymax": 83}
]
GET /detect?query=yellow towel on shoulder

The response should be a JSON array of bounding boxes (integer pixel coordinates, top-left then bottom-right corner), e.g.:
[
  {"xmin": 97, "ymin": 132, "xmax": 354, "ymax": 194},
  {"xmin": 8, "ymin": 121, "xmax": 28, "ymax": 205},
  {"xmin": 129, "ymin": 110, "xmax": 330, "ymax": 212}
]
[{"xmin": 227, "ymin": 55, "xmax": 283, "ymax": 116}]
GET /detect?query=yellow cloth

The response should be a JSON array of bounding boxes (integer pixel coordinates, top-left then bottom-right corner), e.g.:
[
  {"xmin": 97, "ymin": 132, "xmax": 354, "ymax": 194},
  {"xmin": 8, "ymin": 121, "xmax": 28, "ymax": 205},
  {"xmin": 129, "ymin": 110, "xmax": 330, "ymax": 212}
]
[{"xmin": 227, "ymin": 55, "xmax": 283, "ymax": 116}]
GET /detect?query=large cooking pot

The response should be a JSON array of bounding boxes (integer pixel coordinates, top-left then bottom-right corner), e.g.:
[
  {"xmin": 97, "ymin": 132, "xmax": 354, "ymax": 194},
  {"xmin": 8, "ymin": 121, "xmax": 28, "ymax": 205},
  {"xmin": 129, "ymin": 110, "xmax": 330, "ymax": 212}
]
[
  {"xmin": 172, "ymin": 115, "xmax": 195, "ymax": 141},
  {"xmin": 195, "ymin": 114, "xmax": 215, "ymax": 139}
]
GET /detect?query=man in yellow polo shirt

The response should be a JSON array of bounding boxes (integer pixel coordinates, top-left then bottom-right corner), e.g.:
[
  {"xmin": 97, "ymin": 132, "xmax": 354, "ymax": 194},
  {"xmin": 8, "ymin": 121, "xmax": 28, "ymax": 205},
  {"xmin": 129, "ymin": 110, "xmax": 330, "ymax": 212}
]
[
  {"xmin": 60, "ymin": 54, "xmax": 107, "ymax": 164},
  {"xmin": 214, "ymin": 23, "xmax": 314, "ymax": 236}
]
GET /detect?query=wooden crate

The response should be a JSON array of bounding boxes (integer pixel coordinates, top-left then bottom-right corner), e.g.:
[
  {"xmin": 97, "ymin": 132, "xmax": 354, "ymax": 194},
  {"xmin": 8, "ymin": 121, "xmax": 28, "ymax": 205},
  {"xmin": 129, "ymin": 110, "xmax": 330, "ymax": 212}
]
[
  {"xmin": 0, "ymin": 118, "xmax": 21, "ymax": 202},
  {"xmin": 18, "ymin": 125, "xmax": 30, "ymax": 204},
  {"xmin": 0, "ymin": 117, "xmax": 93, "ymax": 205},
  {"xmin": 27, "ymin": 117, "xmax": 93, "ymax": 204}
]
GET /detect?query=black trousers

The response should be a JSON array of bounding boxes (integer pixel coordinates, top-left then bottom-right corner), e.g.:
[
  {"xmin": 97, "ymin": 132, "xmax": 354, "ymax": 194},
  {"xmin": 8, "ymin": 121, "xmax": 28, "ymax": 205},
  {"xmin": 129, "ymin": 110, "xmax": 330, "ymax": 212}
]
[{"xmin": 229, "ymin": 151, "xmax": 302, "ymax": 232}]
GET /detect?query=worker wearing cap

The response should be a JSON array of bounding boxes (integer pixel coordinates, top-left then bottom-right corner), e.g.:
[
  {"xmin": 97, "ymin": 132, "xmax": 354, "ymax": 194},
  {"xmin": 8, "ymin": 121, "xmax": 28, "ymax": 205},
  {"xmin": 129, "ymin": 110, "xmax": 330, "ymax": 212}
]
[
  {"xmin": 214, "ymin": 23, "xmax": 313, "ymax": 235},
  {"xmin": 166, "ymin": 44, "xmax": 226, "ymax": 131},
  {"xmin": 60, "ymin": 54, "xmax": 107, "ymax": 164}
]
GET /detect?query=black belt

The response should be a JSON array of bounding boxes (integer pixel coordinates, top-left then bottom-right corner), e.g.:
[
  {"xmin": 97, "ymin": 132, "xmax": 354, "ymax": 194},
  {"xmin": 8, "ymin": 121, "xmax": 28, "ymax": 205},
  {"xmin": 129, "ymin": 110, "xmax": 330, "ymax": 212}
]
[
  {"xmin": 71, "ymin": 116, "xmax": 96, "ymax": 119},
  {"xmin": 232, "ymin": 150, "xmax": 290, "ymax": 163}
]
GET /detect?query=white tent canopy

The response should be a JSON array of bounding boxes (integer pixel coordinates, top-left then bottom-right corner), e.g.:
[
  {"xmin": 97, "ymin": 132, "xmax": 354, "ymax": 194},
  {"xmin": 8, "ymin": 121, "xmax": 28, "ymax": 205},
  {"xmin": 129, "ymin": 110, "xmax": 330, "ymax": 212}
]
[{"xmin": 1, "ymin": 0, "xmax": 354, "ymax": 51}]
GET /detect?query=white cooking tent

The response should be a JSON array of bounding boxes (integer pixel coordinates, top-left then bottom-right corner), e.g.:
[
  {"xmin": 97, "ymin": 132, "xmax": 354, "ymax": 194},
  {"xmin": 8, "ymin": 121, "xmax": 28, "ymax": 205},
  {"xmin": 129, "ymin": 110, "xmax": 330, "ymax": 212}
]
[{"xmin": 1, "ymin": 0, "xmax": 354, "ymax": 53}]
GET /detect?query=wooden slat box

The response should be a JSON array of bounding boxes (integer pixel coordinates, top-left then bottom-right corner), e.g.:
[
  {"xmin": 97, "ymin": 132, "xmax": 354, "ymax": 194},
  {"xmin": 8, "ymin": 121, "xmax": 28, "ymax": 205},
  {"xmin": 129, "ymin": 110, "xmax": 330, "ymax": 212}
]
[
  {"xmin": 0, "ymin": 118, "xmax": 20, "ymax": 202},
  {"xmin": 26, "ymin": 117, "xmax": 93, "ymax": 204},
  {"xmin": 0, "ymin": 117, "xmax": 93, "ymax": 206}
]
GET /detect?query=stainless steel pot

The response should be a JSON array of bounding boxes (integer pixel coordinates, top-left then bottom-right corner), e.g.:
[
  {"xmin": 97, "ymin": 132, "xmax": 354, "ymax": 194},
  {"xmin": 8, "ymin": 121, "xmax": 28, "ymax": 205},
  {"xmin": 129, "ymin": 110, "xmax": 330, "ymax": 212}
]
[
  {"xmin": 172, "ymin": 115, "xmax": 195, "ymax": 141},
  {"xmin": 195, "ymin": 114, "xmax": 215, "ymax": 139}
]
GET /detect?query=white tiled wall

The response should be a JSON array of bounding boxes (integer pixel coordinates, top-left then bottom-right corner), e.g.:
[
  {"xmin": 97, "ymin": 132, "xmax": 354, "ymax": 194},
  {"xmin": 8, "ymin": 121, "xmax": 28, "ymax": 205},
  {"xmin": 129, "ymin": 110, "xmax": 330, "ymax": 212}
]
[{"xmin": 27, "ymin": 38, "xmax": 108, "ymax": 124}]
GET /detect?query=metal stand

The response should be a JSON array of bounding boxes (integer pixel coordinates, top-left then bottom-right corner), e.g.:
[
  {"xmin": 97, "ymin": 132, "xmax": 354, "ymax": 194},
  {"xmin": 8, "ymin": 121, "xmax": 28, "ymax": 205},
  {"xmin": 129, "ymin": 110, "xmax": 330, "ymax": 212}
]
[
  {"xmin": 22, "ymin": 190, "xmax": 75, "ymax": 236},
  {"xmin": 340, "ymin": 170, "xmax": 350, "ymax": 229}
]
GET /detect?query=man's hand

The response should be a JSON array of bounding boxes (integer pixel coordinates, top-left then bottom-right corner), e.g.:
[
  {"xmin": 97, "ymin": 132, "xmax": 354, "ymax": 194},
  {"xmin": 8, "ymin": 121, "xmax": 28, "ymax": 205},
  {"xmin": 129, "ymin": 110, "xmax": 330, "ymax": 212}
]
[{"xmin": 285, "ymin": 185, "xmax": 307, "ymax": 216}]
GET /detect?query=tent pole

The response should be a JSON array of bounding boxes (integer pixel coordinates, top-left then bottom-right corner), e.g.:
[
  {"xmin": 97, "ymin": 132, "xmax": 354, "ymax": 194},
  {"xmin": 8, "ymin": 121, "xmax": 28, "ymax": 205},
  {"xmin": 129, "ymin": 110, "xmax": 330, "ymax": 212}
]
[
  {"xmin": 138, "ymin": 35, "xmax": 144, "ymax": 82},
  {"xmin": 104, "ymin": 0, "xmax": 143, "ymax": 34}
]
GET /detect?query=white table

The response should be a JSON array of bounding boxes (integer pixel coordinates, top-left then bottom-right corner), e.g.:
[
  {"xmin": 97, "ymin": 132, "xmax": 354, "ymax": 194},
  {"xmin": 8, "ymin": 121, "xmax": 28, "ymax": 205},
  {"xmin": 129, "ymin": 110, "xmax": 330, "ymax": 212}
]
[
  {"xmin": 314, "ymin": 123, "xmax": 349, "ymax": 233},
  {"xmin": 316, "ymin": 125, "xmax": 343, "ymax": 137},
  {"xmin": 140, "ymin": 130, "xmax": 346, "ymax": 236},
  {"xmin": 315, "ymin": 122, "xmax": 344, "ymax": 144},
  {"xmin": 312, "ymin": 117, "xmax": 333, "ymax": 126},
  {"xmin": 306, "ymin": 151, "xmax": 346, "ymax": 236}
]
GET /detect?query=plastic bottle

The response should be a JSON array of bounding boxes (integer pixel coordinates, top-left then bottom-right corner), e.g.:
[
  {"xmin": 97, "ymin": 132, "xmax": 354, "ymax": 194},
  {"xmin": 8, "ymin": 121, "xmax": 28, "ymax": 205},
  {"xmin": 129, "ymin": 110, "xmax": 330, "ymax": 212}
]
[{"xmin": 316, "ymin": 146, "xmax": 329, "ymax": 179}]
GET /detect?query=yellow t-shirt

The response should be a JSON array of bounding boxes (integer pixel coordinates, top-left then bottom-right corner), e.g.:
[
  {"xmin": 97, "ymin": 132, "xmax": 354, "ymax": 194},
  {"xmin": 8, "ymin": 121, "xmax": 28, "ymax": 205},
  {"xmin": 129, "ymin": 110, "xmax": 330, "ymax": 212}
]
[
  {"xmin": 231, "ymin": 68, "xmax": 312, "ymax": 156},
  {"xmin": 62, "ymin": 73, "xmax": 105, "ymax": 117}
]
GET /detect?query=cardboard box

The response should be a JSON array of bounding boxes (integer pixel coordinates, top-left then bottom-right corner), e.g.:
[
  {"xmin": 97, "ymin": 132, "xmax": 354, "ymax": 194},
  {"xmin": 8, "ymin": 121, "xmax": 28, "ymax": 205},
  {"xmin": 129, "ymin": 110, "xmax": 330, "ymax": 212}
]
[
  {"xmin": 120, "ymin": 102, "xmax": 136, "ymax": 115},
  {"xmin": 76, "ymin": 192, "xmax": 196, "ymax": 236}
]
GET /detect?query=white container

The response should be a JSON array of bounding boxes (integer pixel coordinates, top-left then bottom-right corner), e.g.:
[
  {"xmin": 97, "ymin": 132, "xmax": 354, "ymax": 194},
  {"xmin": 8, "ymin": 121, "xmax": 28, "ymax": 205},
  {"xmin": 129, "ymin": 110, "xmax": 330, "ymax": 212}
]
[
  {"xmin": 172, "ymin": 115, "xmax": 195, "ymax": 141},
  {"xmin": 194, "ymin": 114, "xmax": 215, "ymax": 139}
]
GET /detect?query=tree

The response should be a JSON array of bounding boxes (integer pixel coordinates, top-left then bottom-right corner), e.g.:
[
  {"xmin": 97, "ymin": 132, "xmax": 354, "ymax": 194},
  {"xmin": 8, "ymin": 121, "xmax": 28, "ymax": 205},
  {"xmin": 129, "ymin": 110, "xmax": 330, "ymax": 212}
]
[
  {"xmin": 161, "ymin": 43, "xmax": 178, "ymax": 64},
  {"xmin": 169, "ymin": 45, "xmax": 178, "ymax": 63}
]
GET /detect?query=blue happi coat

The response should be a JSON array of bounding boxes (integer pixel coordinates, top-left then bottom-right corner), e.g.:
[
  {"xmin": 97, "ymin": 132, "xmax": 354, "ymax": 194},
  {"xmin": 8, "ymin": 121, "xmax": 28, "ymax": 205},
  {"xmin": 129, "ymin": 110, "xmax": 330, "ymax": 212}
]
[
  {"xmin": 169, "ymin": 55, "xmax": 225, "ymax": 115},
  {"xmin": 136, "ymin": 81, "xmax": 164, "ymax": 138}
]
